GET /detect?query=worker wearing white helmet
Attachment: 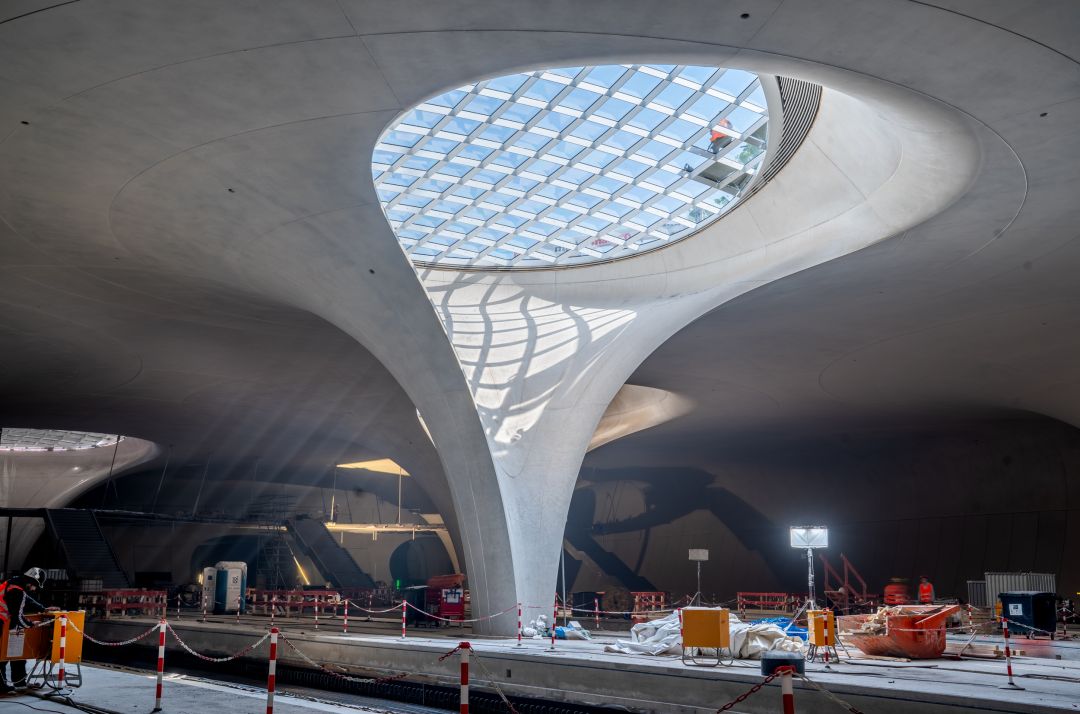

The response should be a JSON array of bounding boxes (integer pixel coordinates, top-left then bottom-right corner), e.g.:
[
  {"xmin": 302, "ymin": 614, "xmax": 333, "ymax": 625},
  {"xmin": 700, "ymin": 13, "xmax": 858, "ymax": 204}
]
[{"xmin": 0, "ymin": 568, "xmax": 46, "ymax": 693}]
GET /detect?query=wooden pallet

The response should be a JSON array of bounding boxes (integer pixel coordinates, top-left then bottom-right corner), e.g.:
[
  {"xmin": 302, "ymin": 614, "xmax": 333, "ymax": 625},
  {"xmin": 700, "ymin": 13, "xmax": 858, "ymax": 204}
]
[{"xmin": 944, "ymin": 641, "xmax": 1023, "ymax": 659}]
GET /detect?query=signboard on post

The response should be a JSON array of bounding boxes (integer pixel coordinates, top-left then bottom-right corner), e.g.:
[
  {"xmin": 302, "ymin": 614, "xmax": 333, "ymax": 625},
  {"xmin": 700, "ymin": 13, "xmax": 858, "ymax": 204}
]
[{"xmin": 688, "ymin": 549, "xmax": 709, "ymax": 561}]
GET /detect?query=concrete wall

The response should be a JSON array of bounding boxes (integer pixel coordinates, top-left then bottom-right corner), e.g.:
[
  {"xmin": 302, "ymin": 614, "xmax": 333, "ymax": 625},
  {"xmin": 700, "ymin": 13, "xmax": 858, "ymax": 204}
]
[{"xmin": 575, "ymin": 417, "xmax": 1080, "ymax": 602}]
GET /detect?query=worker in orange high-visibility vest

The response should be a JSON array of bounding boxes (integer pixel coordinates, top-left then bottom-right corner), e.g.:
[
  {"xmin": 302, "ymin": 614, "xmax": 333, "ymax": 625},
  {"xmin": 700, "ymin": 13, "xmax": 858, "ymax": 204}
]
[
  {"xmin": 918, "ymin": 575, "xmax": 936, "ymax": 604},
  {"xmin": 0, "ymin": 567, "xmax": 46, "ymax": 694},
  {"xmin": 708, "ymin": 118, "xmax": 734, "ymax": 155}
]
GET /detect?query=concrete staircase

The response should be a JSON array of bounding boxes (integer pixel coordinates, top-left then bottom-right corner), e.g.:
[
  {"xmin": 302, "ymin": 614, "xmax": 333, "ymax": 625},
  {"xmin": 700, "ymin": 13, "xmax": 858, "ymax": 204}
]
[
  {"xmin": 286, "ymin": 518, "xmax": 374, "ymax": 589},
  {"xmin": 45, "ymin": 509, "xmax": 128, "ymax": 588}
]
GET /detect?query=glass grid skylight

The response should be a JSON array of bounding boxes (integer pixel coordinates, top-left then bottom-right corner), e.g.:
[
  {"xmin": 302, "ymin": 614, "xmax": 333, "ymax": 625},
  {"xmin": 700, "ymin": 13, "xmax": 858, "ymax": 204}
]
[
  {"xmin": 374, "ymin": 65, "xmax": 769, "ymax": 268},
  {"xmin": 1, "ymin": 428, "xmax": 119, "ymax": 451}
]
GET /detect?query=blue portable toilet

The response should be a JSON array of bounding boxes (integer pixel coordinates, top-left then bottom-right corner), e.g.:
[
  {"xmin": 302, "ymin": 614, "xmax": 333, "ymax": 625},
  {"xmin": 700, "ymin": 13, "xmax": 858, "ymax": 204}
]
[{"xmin": 211, "ymin": 561, "xmax": 248, "ymax": 614}]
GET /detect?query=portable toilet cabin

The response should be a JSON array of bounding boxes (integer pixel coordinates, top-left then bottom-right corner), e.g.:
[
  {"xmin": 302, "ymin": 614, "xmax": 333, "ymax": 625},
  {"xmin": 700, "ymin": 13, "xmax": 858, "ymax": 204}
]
[
  {"xmin": 201, "ymin": 568, "xmax": 217, "ymax": 613},
  {"xmin": 211, "ymin": 561, "xmax": 248, "ymax": 614}
]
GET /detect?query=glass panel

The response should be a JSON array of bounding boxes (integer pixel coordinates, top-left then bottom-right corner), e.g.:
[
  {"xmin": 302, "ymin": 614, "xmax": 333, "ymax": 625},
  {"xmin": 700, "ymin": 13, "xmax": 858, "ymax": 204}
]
[
  {"xmin": 584, "ymin": 65, "xmax": 627, "ymax": 88},
  {"xmin": 561, "ymin": 87, "xmax": 603, "ymax": 112},
  {"xmin": 376, "ymin": 63, "xmax": 769, "ymax": 267},
  {"xmin": 524, "ymin": 79, "xmax": 564, "ymax": 103},
  {"xmin": 619, "ymin": 71, "xmax": 663, "ymax": 99},
  {"xmin": 486, "ymin": 74, "xmax": 529, "ymax": 94}
]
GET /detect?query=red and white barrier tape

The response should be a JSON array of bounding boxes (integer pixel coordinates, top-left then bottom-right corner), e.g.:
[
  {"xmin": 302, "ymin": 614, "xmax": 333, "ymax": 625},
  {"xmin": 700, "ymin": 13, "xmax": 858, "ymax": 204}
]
[
  {"xmin": 469, "ymin": 647, "xmax": 520, "ymax": 714},
  {"xmin": 343, "ymin": 599, "xmax": 401, "ymax": 615},
  {"xmin": 279, "ymin": 634, "xmax": 410, "ymax": 685},
  {"xmin": 68, "ymin": 619, "xmax": 160, "ymax": 647},
  {"xmin": 167, "ymin": 623, "xmax": 269, "ymax": 663},
  {"xmin": 797, "ymin": 672, "xmax": 865, "ymax": 714},
  {"xmin": 404, "ymin": 599, "xmax": 518, "ymax": 624},
  {"xmin": 716, "ymin": 668, "xmax": 787, "ymax": 712}
]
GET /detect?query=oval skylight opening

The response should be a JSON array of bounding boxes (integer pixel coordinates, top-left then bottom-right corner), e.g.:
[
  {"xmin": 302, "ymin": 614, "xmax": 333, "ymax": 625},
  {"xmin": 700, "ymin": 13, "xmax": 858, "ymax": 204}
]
[
  {"xmin": 1, "ymin": 428, "xmax": 120, "ymax": 451},
  {"xmin": 374, "ymin": 64, "xmax": 769, "ymax": 269}
]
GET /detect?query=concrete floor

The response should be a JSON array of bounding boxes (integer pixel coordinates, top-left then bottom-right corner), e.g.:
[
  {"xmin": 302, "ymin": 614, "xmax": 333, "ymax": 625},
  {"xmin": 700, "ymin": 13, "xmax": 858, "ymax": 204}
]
[
  {"xmin": 1, "ymin": 663, "xmax": 440, "ymax": 714},
  {"xmin": 79, "ymin": 615, "xmax": 1080, "ymax": 714}
]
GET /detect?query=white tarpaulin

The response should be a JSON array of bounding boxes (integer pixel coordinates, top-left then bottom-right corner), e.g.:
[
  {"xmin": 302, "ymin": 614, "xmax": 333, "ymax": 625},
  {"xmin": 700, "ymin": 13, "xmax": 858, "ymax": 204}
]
[{"xmin": 603, "ymin": 610, "xmax": 806, "ymax": 659}]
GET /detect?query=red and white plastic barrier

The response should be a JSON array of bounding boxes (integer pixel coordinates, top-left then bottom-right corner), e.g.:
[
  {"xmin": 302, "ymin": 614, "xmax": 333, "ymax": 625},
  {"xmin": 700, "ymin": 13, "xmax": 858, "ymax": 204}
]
[
  {"xmin": 154, "ymin": 618, "xmax": 166, "ymax": 711},
  {"xmin": 516, "ymin": 603, "xmax": 522, "ymax": 647},
  {"xmin": 343, "ymin": 598, "xmax": 349, "ymax": 634},
  {"xmin": 401, "ymin": 598, "xmax": 407, "ymax": 639},
  {"xmin": 1000, "ymin": 616, "xmax": 1024, "ymax": 690},
  {"xmin": 458, "ymin": 641, "xmax": 470, "ymax": 714},
  {"xmin": 594, "ymin": 597, "xmax": 599, "ymax": 630},
  {"xmin": 57, "ymin": 614, "xmax": 67, "ymax": 689},
  {"xmin": 266, "ymin": 627, "xmax": 279, "ymax": 714},
  {"xmin": 549, "ymin": 594, "xmax": 557, "ymax": 651},
  {"xmin": 780, "ymin": 665, "xmax": 795, "ymax": 714}
]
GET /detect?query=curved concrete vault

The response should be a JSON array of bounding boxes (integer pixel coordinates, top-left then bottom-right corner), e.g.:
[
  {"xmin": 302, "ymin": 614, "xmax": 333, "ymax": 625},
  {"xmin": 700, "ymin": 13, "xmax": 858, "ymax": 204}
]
[{"xmin": 1, "ymin": 1, "xmax": 1078, "ymax": 632}]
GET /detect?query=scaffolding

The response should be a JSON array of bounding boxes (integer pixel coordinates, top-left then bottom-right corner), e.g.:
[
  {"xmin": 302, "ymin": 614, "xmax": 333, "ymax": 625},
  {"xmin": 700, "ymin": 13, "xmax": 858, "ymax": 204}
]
[{"xmin": 249, "ymin": 497, "xmax": 295, "ymax": 592}]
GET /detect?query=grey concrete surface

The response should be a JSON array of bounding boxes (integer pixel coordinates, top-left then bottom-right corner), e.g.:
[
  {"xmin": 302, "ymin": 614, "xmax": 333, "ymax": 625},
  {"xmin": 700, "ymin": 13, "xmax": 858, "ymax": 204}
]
[
  {"xmin": 84, "ymin": 617, "xmax": 1080, "ymax": 714},
  {"xmin": 3, "ymin": 663, "xmax": 422, "ymax": 714}
]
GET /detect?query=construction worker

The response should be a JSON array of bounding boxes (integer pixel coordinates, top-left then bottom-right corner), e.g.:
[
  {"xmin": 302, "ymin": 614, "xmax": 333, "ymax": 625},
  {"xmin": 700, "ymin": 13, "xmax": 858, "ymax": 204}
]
[
  {"xmin": 0, "ymin": 567, "xmax": 46, "ymax": 693},
  {"xmin": 918, "ymin": 575, "xmax": 936, "ymax": 604},
  {"xmin": 708, "ymin": 118, "xmax": 734, "ymax": 155}
]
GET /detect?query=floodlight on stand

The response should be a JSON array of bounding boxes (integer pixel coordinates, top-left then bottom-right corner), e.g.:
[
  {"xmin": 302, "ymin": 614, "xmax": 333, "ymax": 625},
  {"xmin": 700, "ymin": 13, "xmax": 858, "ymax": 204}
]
[
  {"xmin": 790, "ymin": 526, "xmax": 828, "ymax": 609},
  {"xmin": 688, "ymin": 549, "xmax": 708, "ymax": 605}
]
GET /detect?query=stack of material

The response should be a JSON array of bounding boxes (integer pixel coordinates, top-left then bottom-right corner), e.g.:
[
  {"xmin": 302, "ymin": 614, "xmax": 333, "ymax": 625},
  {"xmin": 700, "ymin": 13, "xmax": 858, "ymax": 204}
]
[
  {"xmin": 604, "ymin": 610, "xmax": 806, "ymax": 658},
  {"xmin": 849, "ymin": 605, "xmax": 905, "ymax": 634}
]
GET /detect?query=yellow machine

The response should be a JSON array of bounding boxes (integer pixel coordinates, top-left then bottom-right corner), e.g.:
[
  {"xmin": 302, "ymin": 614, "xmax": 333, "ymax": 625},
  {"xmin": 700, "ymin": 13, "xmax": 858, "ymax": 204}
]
[
  {"xmin": 806, "ymin": 609, "xmax": 839, "ymax": 662},
  {"xmin": 807, "ymin": 609, "xmax": 835, "ymax": 645},
  {"xmin": 0, "ymin": 611, "xmax": 85, "ymax": 689},
  {"xmin": 681, "ymin": 607, "xmax": 733, "ymax": 666}
]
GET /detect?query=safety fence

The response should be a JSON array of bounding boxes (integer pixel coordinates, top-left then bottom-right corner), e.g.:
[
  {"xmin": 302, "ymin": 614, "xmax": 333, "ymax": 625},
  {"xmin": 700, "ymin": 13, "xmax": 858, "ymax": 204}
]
[
  {"xmin": 70, "ymin": 614, "xmax": 866, "ymax": 714},
  {"xmin": 47, "ymin": 602, "xmax": 1066, "ymax": 714},
  {"xmin": 77, "ymin": 589, "xmax": 168, "ymax": 618},
  {"xmin": 737, "ymin": 592, "xmax": 801, "ymax": 614},
  {"xmin": 244, "ymin": 589, "xmax": 342, "ymax": 618}
]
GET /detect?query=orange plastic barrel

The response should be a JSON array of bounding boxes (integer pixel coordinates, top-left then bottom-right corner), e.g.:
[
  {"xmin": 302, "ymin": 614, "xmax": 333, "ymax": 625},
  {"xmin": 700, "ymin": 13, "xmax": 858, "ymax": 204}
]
[{"xmin": 883, "ymin": 580, "xmax": 910, "ymax": 605}]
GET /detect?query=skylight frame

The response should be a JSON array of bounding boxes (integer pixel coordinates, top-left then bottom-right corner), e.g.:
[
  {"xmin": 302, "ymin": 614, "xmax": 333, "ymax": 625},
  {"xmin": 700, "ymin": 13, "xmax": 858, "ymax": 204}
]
[{"xmin": 375, "ymin": 64, "xmax": 769, "ymax": 269}]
